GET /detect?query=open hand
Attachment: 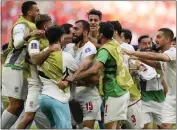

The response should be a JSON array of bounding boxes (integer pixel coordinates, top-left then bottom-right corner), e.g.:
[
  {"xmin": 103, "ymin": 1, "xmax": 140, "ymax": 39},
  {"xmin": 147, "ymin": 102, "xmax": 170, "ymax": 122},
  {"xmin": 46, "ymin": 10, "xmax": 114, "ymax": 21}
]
[
  {"xmin": 57, "ymin": 81, "xmax": 69, "ymax": 89},
  {"xmin": 66, "ymin": 76, "xmax": 75, "ymax": 82}
]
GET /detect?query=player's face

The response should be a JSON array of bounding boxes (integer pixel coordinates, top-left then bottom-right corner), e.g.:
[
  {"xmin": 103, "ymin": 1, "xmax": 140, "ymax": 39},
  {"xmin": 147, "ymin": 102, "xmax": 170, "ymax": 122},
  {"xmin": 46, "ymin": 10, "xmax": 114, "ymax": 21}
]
[
  {"xmin": 139, "ymin": 37, "xmax": 152, "ymax": 52},
  {"xmin": 72, "ymin": 22, "xmax": 84, "ymax": 43},
  {"xmin": 88, "ymin": 15, "xmax": 101, "ymax": 32},
  {"xmin": 29, "ymin": 4, "xmax": 40, "ymax": 23},
  {"xmin": 155, "ymin": 31, "xmax": 168, "ymax": 50}
]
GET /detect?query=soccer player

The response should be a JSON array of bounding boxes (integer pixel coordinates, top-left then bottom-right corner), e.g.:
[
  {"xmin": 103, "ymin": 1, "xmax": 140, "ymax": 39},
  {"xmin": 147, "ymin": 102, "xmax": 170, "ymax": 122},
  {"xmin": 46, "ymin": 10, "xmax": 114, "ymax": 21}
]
[
  {"xmin": 1, "ymin": 1, "xmax": 43, "ymax": 129},
  {"xmin": 111, "ymin": 20, "xmax": 144, "ymax": 129},
  {"xmin": 87, "ymin": 9, "xmax": 102, "ymax": 49},
  {"xmin": 37, "ymin": 25, "xmax": 78, "ymax": 129},
  {"xmin": 137, "ymin": 35, "xmax": 165, "ymax": 129},
  {"xmin": 70, "ymin": 22, "xmax": 133, "ymax": 129},
  {"xmin": 16, "ymin": 14, "xmax": 53, "ymax": 129},
  {"xmin": 66, "ymin": 20, "xmax": 102, "ymax": 129},
  {"xmin": 120, "ymin": 28, "xmax": 132, "ymax": 45},
  {"xmin": 124, "ymin": 28, "xmax": 176, "ymax": 129}
]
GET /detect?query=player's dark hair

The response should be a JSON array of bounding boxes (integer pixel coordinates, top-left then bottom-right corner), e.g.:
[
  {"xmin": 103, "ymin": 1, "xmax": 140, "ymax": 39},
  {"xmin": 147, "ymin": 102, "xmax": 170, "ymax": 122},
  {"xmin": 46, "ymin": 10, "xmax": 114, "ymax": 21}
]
[
  {"xmin": 138, "ymin": 35, "xmax": 150, "ymax": 44},
  {"xmin": 61, "ymin": 23, "xmax": 73, "ymax": 34},
  {"xmin": 88, "ymin": 9, "xmax": 102, "ymax": 20},
  {"xmin": 110, "ymin": 21, "xmax": 122, "ymax": 36},
  {"xmin": 21, "ymin": 1, "xmax": 37, "ymax": 16},
  {"xmin": 99, "ymin": 22, "xmax": 114, "ymax": 39},
  {"xmin": 121, "ymin": 29, "xmax": 132, "ymax": 44},
  {"xmin": 75, "ymin": 20, "xmax": 90, "ymax": 33},
  {"xmin": 45, "ymin": 25, "xmax": 65, "ymax": 44},
  {"xmin": 158, "ymin": 28, "xmax": 174, "ymax": 41}
]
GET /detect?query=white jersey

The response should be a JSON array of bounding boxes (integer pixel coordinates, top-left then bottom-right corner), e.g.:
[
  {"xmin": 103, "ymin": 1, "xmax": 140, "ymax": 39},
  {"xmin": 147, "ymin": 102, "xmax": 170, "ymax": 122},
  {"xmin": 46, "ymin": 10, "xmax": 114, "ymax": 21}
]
[
  {"xmin": 67, "ymin": 41, "xmax": 100, "ymax": 98},
  {"xmin": 40, "ymin": 51, "xmax": 79, "ymax": 103},
  {"xmin": 63, "ymin": 43, "xmax": 75, "ymax": 52},
  {"xmin": 5, "ymin": 24, "xmax": 29, "ymax": 67},
  {"xmin": 161, "ymin": 47, "xmax": 176, "ymax": 99},
  {"xmin": 120, "ymin": 42, "xmax": 135, "ymax": 68},
  {"xmin": 27, "ymin": 39, "xmax": 41, "ymax": 86}
]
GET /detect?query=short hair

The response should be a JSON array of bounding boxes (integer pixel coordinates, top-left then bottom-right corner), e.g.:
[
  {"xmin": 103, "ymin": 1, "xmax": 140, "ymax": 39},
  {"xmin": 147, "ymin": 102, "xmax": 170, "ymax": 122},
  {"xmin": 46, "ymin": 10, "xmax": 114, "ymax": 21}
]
[
  {"xmin": 88, "ymin": 9, "xmax": 102, "ymax": 20},
  {"xmin": 110, "ymin": 21, "xmax": 122, "ymax": 36},
  {"xmin": 138, "ymin": 35, "xmax": 150, "ymax": 44},
  {"xmin": 21, "ymin": 1, "xmax": 37, "ymax": 16},
  {"xmin": 75, "ymin": 20, "xmax": 90, "ymax": 33},
  {"xmin": 45, "ymin": 25, "xmax": 65, "ymax": 44},
  {"xmin": 35, "ymin": 14, "xmax": 51, "ymax": 29},
  {"xmin": 158, "ymin": 28, "xmax": 174, "ymax": 41},
  {"xmin": 121, "ymin": 29, "xmax": 132, "ymax": 44},
  {"xmin": 61, "ymin": 23, "xmax": 73, "ymax": 34},
  {"xmin": 99, "ymin": 22, "xmax": 114, "ymax": 39}
]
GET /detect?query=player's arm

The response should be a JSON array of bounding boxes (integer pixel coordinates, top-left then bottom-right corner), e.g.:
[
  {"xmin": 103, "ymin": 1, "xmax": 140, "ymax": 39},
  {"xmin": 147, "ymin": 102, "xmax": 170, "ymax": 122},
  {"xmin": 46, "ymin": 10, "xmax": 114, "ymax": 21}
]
[
  {"xmin": 139, "ymin": 58, "xmax": 162, "ymax": 70},
  {"xmin": 75, "ymin": 61, "xmax": 104, "ymax": 81},
  {"xmin": 29, "ymin": 43, "xmax": 61, "ymax": 65},
  {"xmin": 13, "ymin": 24, "xmax": 44, "ymax": 49},
  {"xmin": 123, "ymin": 49, "xmax": 172, "ymax": 62},
  {"xmin": 161, "ymin": 78, "xmax": 168, "ymax": 96}
]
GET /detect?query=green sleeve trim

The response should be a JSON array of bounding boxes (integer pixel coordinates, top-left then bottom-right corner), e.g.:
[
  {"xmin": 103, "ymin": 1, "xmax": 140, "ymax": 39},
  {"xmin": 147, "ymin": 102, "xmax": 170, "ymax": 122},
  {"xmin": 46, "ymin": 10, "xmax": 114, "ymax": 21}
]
[{"xmin": 4, "ymin": 63, "xmax": 23, "ymax": 70}]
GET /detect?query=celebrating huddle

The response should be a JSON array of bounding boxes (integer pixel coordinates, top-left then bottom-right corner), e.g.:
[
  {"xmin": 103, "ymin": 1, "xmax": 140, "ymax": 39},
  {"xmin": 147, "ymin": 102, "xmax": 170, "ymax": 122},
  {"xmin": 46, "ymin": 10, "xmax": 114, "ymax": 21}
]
[{"xmin": 1, "ymin": 1, "xmax": 176, "ymax": 129}]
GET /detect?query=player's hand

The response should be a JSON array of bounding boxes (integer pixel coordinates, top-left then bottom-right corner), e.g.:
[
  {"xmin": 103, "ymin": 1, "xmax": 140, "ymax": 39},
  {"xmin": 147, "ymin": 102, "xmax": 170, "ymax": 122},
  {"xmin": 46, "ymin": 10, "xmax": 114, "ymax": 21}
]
[
  {"xmin": 49, "ymin": 44, "xmax": 61, "ymax": 52},
  {"xmin": 57, "ymin": 81, "xmax": 69, "ymax": 89},
  {"xmin": 29, "ymin": 30, "xmax": 45, "ymax": 37},
  {"xmin": 66, "ymin": 76, "xmax": 75, "ymax": 82}
]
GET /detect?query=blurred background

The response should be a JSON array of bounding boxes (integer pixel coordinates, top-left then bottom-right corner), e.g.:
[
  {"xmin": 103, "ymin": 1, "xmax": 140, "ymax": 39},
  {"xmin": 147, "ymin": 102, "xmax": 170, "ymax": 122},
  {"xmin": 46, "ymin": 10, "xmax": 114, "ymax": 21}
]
[{"xmin": 1, "ymin": 1, "xmax": 176, "ymax": 45}]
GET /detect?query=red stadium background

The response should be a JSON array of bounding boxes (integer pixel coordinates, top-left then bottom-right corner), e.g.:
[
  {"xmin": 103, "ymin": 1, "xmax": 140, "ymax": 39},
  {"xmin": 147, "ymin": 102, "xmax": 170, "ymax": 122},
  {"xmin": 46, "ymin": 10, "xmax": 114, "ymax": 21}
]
[{"xmin": 1, "ymin": 1, "xmax": 176, "ymax": 45}]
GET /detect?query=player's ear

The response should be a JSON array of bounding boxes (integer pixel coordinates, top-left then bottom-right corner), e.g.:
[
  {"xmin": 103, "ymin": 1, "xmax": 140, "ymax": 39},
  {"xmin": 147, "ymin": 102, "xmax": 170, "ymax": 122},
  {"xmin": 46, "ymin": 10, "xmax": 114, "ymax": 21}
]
[{"xmin": 83, "ymin": 30, "xmax": 88, "ymax": 36}]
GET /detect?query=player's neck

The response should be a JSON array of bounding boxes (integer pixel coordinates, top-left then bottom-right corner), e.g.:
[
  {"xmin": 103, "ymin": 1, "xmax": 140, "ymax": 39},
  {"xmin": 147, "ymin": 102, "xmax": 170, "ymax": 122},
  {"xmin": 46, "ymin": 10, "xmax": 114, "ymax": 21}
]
[
  {"xmin": 114, "ymin": 35, "xmax": 123, "ymax": 44},
  {"xmin": 161, "ymin": 44, "xmax": 171, "ymax": 52},
  {"xmin": 78, "ymin": 37, "xmax": 89, "ymax": 48},
  {"xmin": 89, "ymin": 31, "xmax": 98, "ymax": 38},
  {"xmin": 23, "ymin": 15, "xmax": 34, "ymax": 23}
]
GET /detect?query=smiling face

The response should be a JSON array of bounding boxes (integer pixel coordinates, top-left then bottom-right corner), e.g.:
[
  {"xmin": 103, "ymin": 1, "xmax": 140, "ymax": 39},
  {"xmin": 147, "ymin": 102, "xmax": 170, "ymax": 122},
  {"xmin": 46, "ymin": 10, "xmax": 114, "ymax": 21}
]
[
  {"xmin": 88, "ymin": 14, "xmax": 101, "ymax": 32},
  {"xmin": 28, "ymin": 4, "xmax": 40, "ymax": 23},
  {"xmin": 72, "ymin": 22, "xmax": 84, "ymax": 43},
  {"xmin": 155, "ymin": 31, "xmax": 169, "ymax": 50},
  {"xmin": 138, "ymin": 37, "xmax": 152, "ymax": 52}
]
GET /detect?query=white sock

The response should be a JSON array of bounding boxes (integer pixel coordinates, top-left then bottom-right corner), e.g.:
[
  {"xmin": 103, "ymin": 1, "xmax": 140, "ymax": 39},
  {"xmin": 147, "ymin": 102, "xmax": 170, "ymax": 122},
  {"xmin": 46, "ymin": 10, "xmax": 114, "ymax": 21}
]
[{"xmin": 1, "ymin": 110, "xmax": 18, "ymax": 129}]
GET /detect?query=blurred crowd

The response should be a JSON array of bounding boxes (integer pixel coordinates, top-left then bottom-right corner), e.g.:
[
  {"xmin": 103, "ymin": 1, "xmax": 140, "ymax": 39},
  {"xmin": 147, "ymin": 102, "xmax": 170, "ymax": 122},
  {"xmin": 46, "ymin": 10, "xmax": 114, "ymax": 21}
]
[{"xmin": 1, "ymin": 1, "xmax": 176, "ymax": 45}]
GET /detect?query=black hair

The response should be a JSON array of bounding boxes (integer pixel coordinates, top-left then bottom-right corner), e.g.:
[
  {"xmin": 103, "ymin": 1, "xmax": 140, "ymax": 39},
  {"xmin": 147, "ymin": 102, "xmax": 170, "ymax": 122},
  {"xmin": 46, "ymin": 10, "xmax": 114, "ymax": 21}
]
[
  {"xmin": 99, "ymin": 22, "xmax": 114, "ymax": 39},
  {"xmin": 138, "ymin": 35, "xmax": 150, "ymax": 44},
  {"xmin": 61, "ymin": 23, "xmax": 73, "ymax": 34},
  {"xmin": 121, "ymin": 29, "xmax": 132, "ymax": 44},
  {"xmin": 75, "ymin": 20, "xmax": 90, "ymax": 33},
  {"xmin": 110, "ymin": 21, "xmax": 122, "ymax": 36},
  {"xmin": 172, "ymin": 37, "xmax": 176, "ymax": 42},
  {"xmin": 21, "ymin": 1, "xmax": 37, "ymax": 16},
  {"xmin": 158, "ymin": 28, "xmax": 174, "ymax": 41},
  {"xmin": 88, "ymin": 9, "xmax": 102, "ymax": 20},
  {"xmin": 45, "ymin": 25, "xmax": 65, "ymax": 44}
]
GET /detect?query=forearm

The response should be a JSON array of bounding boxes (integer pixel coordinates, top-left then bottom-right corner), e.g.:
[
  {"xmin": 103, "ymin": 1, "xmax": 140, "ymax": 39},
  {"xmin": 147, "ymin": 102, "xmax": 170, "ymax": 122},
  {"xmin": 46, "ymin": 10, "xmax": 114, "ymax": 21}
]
[
  {"xmin": 31, "ymin": 49, "xmax": 52, "ymax": 65},
  {"xmin": 139, "ymin": 58, "xmax": 161, "ymax": 70},
  {"xmin": 75, "ymin": 68, "xmax": 97, "ymax": 81},
  {"xmin": 132, "ymin": 51, "xmax": 158, "ymax": 61}
]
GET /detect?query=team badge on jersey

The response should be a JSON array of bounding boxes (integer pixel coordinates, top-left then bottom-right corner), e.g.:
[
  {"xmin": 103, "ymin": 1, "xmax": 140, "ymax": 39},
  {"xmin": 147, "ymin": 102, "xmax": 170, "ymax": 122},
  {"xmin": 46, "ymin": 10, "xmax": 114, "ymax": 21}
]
[
  {"xmin": 85, "ymin": 48, "xmax": 91, "ymax": 53},
  {"xmin": 31, "ymin": 43, "xmax": 37, "ymax": 49}
]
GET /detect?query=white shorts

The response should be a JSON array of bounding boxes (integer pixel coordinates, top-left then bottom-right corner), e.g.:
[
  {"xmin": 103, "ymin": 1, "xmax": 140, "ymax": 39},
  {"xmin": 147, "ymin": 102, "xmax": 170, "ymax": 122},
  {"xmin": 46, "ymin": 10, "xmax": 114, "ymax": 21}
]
[
  {"xmin": 24, "ymin": 85, "xmax": 41, "ymax": 112},
  {"xmin": 162, "ymin": 96, "xmax": 176, "ymax": 124},
  {"xmin": 79, "ymin": 97, "xmax": 102, "ymax": 121},
  {"xmin": 2, "ymin": 67, "xmax": 28, "ymax": 100},
  {"xmin": 142, "ymin": 100, "xmax": 163, "ymax": 125},
  {"xmin": 124, "ymin": 99, "xmax": 144, "ymax": 129},
  {"xmin": 104, "ymin": 92, "xmax": 130, "ymax": 124}
]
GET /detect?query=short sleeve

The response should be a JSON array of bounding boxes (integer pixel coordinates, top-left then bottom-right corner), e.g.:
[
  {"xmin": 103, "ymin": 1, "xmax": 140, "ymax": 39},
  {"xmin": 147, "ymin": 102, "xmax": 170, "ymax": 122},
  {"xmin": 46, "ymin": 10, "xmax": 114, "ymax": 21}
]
[
  {"xmin": 83, "ymin": 42, "xmax": 97, "ymax": 58},
  {"xmin": 28, "ymin": 40, "xmax": 40, "ymax": 55},
  {"xmin": 163, "ymin": 47, "xmax": 176, "ymax": 61},
  {"xmin": 95, "ymin": 49, "xmax": 110, "ymax": 64}
]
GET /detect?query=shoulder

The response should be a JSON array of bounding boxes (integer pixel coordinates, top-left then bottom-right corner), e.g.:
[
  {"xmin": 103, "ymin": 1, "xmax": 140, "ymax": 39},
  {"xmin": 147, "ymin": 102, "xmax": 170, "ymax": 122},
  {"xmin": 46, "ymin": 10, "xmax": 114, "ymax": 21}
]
[{"xmin": 13, "ymin": 23, "xmax": 28, "ymax": 30}]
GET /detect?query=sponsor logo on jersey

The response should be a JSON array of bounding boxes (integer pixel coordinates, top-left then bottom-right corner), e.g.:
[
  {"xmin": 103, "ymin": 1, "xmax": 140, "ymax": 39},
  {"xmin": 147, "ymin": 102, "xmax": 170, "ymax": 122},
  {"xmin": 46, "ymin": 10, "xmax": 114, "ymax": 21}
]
[
  {"xmin": 31, "ymin": 43, "xmax": 37, "ymax": 49},
  {"xmin": 85, "ymin": 48, "xmax": 91, "ymax": 53}
]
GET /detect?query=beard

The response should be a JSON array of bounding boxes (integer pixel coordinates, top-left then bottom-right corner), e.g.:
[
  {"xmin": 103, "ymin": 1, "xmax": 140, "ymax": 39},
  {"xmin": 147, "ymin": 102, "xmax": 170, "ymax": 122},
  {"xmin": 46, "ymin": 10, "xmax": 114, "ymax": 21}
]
[
  {"xmin": 72, "ymin": 34, "xmax": 83, "ymax": 44},
  {"xmin": 152, "ymin": 44, "xmax": 161, "ymax": 52}
]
